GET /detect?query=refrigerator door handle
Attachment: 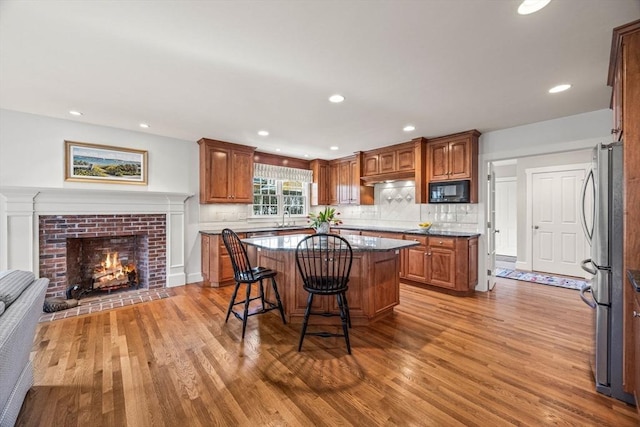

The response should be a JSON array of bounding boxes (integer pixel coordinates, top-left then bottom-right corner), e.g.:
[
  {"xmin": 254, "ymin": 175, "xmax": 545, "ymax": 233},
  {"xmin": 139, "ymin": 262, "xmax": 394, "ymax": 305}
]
[
  {"xmin": 579, "ymin": 284, "xmax": 597, "ymax": 309},
  {"xmin": 581, "ymin": 258, "xmax": 597, "ymax": 275},
  {"xmin": 580, "ymin": 168, "xmax": 594, "ymax": 242}
]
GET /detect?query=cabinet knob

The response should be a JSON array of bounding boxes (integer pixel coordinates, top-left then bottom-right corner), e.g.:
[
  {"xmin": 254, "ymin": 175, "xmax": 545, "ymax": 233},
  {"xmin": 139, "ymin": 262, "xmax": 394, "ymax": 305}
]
[
  {"xmin": 611, "ymin": 128, "xmax": 620, "ymax": 134},
  {"xmin": 634, "ymin": 311, "xmax": 640, "ymax": 318}
]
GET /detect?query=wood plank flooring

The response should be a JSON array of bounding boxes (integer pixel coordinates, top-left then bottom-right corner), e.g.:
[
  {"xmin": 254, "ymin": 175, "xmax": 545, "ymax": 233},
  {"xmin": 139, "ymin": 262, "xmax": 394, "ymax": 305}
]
[{"xmin": 17, "ymin": 279, "xmax": 638, "ymax": 426}]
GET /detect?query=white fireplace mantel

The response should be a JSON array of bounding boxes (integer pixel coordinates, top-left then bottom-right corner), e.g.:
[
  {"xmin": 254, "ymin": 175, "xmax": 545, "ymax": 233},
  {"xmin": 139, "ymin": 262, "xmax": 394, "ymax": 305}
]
[{"xmin": 0, "ymin": 187, "xmax": 192, "ymax": 287}]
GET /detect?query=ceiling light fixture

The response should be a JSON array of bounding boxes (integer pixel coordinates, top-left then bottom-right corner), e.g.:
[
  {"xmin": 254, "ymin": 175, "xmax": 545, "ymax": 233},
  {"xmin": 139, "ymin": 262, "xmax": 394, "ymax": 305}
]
[
  {"xmin": 517, "ymin": 0, "xmax": 551, "ymax": 15},
  {"xmin": 275, "ymin": 148, "xmax": 281, "ymax": 152},
  {"xmin": 69, "ymin": 110, "xmax": 83, "ymax": 116},
  {"xmin": 329, "ymin": 94, "xmax": 345, "ymax": 103},
  {"xmin": 330, "ymin": 146, "xmax": 339, "ymax": 151},
  {"xmin": 548, "ymin": 83, "xmax": 571, "ymax": 93},
  {"xmin": 139, "ymin": 123, "xmax": 150, "ymax": 128},
  {"xmin": 258, "ymin": 130, "xmax": 269, "ymax": 136},
  {"xmin": 403, "ymin": 125, "xmax": 416, "ymax": 132}
]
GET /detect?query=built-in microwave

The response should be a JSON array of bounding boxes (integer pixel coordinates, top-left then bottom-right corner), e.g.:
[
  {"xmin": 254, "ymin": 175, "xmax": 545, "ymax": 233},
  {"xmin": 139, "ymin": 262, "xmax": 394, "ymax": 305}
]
[{"xmin": 428, "ymin": 180, "xmax": 471, "ymax": 203}]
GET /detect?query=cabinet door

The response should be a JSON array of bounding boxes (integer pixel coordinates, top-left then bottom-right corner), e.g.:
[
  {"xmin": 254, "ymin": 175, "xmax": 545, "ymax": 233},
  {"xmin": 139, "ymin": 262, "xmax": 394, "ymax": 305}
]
[
  {"xmin": 428, "ymin": 141, "xmax": 450, "ymax": 181},
  {"xmin": 634, "ymin": 296, "xmax": 640, "ymax": 403},
  {"xmin": 311, "ymin": 160, "xmax": 330, "ymax": 206},
  {"xmin": 349, "ymin": 160, "xmax": 360, "ymax": 204},
  {"xmin": 231, "ymin": 150, "xmax": 254, "ymax": 203},
  {"xmin": 448, "ymin": 139, "xmax": 471, "ymax": 180},
  {"xmin": 396, "ymin": 146, "xmax": 415, "ymax": 172},
  {"xmin": 404, "ymin": 235, "xmax": 428, "ymax": 283},
  {"xmin": 207, "ymin": 146, "xmax": 232, "ymax": 202},
  {"xmin": 338, "ymin": 161, "xmax": 351, "ymax": 204},
  {"xmin": 201, "ymin": 235, "xmax": 211, "ymax": 284},
  {"xmin": 379, "ymin": 151, "xmax": 396, "ymax": 174},
  {"xmin": 363, "ymin": 154, "xmax": 379, "ymax": 176},
  {"xmin": 428, "ymin": 246, "xmax": 456, "ymax": 288},
  {"xmin": 329, "ymin": 162, "xmax": 339, "ymax": 205}
]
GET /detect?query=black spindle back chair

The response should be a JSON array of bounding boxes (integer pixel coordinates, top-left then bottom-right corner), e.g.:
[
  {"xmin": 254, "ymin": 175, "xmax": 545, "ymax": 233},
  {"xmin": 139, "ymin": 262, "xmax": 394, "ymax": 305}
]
[
  {"xmin": 295, "ymin": 233, "xmax": 353, "ymax": 354},
  {"xmin": 221, "ymin": 228, "xmax": 286, "ymax": 339}
]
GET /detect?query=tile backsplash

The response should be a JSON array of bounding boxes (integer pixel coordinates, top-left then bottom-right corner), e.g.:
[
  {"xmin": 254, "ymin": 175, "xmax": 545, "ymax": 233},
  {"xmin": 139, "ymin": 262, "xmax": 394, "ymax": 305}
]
[{"xmin": 198, "ymin": 180, "xmax": 482, "ymax": 233}]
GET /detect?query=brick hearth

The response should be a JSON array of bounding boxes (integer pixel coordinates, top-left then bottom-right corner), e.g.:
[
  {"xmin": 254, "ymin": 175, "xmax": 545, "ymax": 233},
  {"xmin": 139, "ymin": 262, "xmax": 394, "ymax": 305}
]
[{"xmin": 39, "ymin": 214, "xmax": 166, "ymax": 297}]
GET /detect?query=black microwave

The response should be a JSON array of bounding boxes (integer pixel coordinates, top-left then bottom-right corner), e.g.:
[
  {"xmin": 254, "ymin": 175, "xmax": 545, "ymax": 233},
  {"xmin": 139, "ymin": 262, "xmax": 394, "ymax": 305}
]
[{"xmin": 428, "ymin": 180, "xmax": 471, "ymax": 203}]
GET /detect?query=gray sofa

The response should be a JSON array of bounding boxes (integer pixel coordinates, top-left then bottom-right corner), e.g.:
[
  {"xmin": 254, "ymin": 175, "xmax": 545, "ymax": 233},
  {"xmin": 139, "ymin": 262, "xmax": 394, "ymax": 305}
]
[{"xmin": 0, "ymin": 271, "xmax": 47, "ymax": 427}]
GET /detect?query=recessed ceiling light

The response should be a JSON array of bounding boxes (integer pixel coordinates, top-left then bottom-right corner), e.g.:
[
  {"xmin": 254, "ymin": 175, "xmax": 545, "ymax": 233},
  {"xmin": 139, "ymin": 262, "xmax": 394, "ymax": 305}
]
[
  {"xmin": 275, "ymin": 148, "xmax": 281, "ymax": 152},
  {"xmin": 329, "ymin": 94, "xmax": 345, "ymax": 103},
  {"xmin": 304, "ymin": 154, "xmax": 309, "ymax": 158},
  {"xmin": 330, "ymin": 146, "xmax": 339, "ymax": 151},
  {"xmin": 258, "ymin": 130, "xmax": 269, "ymax": 136},
  {"xmin": 403, "ymin": 125, "xmax": 416, "ymax": 132},
  {"xmin": 549, "ymin": 84, "xmax": 571, "ymax": 93},
  {"xmin": 517, "ymin": 0, "xmax": 551, "ymax": 15},
  {"xmin": 69, "ymin": 110, "xmax": 83, "ymax": 116},
  {"xmin": 139, "ymin": 123, "xmax": 150, "ymax": 128}
]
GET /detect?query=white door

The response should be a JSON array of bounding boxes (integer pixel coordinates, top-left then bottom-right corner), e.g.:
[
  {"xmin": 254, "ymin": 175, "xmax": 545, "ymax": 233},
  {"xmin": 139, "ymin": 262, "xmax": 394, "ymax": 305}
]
[
  {"xmin": 486, "ymin": 163, "xmax": 497, "ymax": 291},
  {"xmin": 495, "ymin": 178, "xmax": 517, "ymax": 257},
  {"xmin": 531, "ymin": 168, "xmax": 586, "ymax": 277}
]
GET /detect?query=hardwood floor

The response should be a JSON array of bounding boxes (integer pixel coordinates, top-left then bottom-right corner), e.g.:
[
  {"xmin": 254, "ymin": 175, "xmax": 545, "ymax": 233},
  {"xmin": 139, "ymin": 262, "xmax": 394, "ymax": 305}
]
[{"xmin": 17, "ymin": 279, "xmax": 638, "ymax": 426}]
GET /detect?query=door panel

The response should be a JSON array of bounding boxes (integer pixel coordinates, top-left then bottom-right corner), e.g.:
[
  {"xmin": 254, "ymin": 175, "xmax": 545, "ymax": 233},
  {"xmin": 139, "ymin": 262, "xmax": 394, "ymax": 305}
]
[
  {"xmin": 532, "ymin": 168, "xmax": 586, "ymax": 277},
  {"xmin": 495, "ymin": 179, "xmax": 517, "ymax": 256}
]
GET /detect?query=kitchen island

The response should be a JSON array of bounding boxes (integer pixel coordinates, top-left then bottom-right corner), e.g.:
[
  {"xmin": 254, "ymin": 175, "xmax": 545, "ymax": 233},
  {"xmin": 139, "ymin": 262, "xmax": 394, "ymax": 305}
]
[{"xmin": 241, "ymin": 233, "xmax": 419, "ymax": 325}]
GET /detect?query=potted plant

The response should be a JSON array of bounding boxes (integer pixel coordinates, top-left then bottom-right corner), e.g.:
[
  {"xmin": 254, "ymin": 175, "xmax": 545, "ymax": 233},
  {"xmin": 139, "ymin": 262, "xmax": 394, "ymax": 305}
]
[{"xmin": 308, "ymin": 206, "xmax": 341, "ymax": 233}]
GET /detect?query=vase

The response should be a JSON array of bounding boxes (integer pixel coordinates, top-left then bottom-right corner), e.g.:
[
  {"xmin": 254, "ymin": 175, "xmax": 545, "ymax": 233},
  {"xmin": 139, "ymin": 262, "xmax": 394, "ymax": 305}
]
[{"xmin": 316, "ymin": 222, "xmax": 330, "ymax": 234}]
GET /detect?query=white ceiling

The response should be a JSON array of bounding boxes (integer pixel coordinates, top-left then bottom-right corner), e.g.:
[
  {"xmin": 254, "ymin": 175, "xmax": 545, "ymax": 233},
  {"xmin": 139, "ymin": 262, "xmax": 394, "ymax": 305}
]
[{"xmin": 1, "ymin": 1, "xmax": 638, "ymax": 160}]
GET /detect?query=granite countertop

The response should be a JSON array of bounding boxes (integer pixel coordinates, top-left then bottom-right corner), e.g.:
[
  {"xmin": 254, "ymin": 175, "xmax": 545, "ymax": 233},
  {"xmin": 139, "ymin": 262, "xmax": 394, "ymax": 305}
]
[
  {"xmin": 201, "ymin": 224, "xmax": 479, "ymax": 238},
  {"xmin": 627, "ymin": 270, "xmax": 640, "ymax": 292},
  {"xmin": 242, "ymin": 234, "xmax": 420, "ymax": 252}
]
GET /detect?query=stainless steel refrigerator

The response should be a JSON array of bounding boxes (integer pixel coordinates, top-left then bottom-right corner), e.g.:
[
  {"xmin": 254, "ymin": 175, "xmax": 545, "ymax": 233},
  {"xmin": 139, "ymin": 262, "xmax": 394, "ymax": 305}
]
[{"xmin": 579, "ymin": 141, "xmax": 634, "ymax": 404}]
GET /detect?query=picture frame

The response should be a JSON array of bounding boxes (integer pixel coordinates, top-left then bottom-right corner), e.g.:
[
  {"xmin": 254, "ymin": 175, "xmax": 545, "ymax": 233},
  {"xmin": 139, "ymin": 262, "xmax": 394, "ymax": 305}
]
[{"xmin": 64, "ymin": 141, "xmax": 148, "ymax": 185}]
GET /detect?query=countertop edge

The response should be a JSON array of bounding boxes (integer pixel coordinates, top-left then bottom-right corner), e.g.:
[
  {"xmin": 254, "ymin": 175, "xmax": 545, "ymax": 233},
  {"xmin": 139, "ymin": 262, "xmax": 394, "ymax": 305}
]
[{"xmin": 200, "ymin": 225, "xmax": 480, "ymax": 238}]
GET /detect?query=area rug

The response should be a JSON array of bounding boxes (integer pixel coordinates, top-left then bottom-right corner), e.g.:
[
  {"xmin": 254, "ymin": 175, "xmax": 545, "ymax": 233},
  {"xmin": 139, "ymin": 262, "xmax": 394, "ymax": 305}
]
[{"xmin": 495, "ymin": 268, "xmax": 587, "ymax": 291}]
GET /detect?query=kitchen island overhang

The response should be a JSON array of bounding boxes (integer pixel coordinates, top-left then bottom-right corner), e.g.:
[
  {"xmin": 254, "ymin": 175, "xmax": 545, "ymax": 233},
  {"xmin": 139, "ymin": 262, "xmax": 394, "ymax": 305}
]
[{"xmin": 241, "ymin": 234, "xmax": 419, "ymax": 325}]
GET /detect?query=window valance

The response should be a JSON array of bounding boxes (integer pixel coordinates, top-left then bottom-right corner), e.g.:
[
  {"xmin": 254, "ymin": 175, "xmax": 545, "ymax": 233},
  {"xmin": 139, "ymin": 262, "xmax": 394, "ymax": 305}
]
[{"xmin": 254, "ymin": 163, "xmax": 313, "ymax": 183}]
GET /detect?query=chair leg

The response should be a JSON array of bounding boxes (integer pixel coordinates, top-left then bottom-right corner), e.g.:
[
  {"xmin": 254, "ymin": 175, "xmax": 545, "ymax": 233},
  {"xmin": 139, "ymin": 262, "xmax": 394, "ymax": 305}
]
[
  {"xmin": 298, "ymin": 293, "xmax": 314, "ymax": 352},
  {"xmin": 225, "ymin": 282, "xmax": 241, "ymax": 323},
  {"xmin": 259, "ymin": 279, "xmax": 266, "ymax": 311},
  {"xmin": 337, "ymin": 293, "xmax": 351, "ymax": 354},
  {"xmin": 342, "ymin": 292, "xmax": 352, "ymax": 328},
  {"xmin": 241, "ymin": 283, "xmax": 252, "ymax": 339},
  {"xmin": 271, "ymin": 277, "xmax": 286, "ymax": 324}
]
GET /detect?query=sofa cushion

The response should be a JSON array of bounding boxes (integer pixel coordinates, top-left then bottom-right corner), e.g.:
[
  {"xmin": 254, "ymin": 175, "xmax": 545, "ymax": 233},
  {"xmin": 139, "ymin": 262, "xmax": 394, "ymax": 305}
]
[
  {"xmin": 0, "ymin": 301, "xmax": 4, "ymax": 316},
  {"xmin": 0, "ymin": 270, "xmax": 35, "ymax": 307}
]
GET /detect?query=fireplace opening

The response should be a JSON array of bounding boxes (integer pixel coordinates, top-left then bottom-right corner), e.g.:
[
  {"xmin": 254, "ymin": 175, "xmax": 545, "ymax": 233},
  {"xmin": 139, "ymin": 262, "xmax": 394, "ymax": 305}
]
[{"xmin": 66, "ymin": 235, "xmax": 149, "ymax": 299}]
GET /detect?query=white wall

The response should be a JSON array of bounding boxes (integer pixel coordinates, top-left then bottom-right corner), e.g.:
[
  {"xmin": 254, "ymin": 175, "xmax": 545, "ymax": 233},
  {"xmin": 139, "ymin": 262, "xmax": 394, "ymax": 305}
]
[{"xmin": 0, "ymin": 109, "xmax": 203, "ymax": 283}]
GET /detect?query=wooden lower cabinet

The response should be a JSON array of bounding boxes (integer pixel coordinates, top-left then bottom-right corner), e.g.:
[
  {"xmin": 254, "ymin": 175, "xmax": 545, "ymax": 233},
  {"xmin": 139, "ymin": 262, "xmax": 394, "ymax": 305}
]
[
  {"xmin": 202, "ymin": 229, "xmax": 313, "ymax": 287},
  {"xmin": 201, "ymin": 233, "xmax": 245, "ymax": 287},
  {"xmin": 401, "ymin": 234, "xmax": 478, "ymax": 295}
]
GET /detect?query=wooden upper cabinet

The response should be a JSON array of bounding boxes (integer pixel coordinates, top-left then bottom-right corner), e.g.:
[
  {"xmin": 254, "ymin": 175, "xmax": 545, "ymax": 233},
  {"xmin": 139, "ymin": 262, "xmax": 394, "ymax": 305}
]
[
  {"xmin": 310, "ymin": 159, "xmax": 330, "ymax": 206},
  {"xmin": 427, "ymin": 130, "xmax": 479, "ymax": 182},
  {"xmin": 330, "ymin": 153, "xmax": 373, "ymax": 206},
  {"xmin": 363, "ymin": 154, "xmax": 379, "ymax": 176},
  {"xmin": 198, "ymin": 138, "xmax": 255, "ymax": 204},
  {"xmin": 361, "ymin": 141, "xmax": 416, "ymax": 183}
]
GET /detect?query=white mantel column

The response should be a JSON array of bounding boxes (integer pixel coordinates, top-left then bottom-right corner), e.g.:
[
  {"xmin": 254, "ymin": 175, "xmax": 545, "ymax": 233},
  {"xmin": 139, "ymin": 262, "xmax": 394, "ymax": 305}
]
[{"xmin": 0, "ymin": 188, "xmax": 39, "ymax": 271}]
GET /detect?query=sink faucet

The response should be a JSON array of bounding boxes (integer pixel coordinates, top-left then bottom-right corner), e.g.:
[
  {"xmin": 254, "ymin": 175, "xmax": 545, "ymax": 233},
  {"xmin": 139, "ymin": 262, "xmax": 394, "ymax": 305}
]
[{"xmin": 282, "ymin": 207, "xmax": 291, "ymax": 226}]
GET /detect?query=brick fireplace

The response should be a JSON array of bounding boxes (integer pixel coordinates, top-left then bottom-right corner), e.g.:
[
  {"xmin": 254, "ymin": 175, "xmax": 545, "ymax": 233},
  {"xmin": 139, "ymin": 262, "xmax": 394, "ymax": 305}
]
[
  {"xmin": 0, "ymin": 188, "xmax": 191, "ymax": 291},
  {"xmin": 39, "ymin": 214, "xmax": 166, "ymax": 297}
]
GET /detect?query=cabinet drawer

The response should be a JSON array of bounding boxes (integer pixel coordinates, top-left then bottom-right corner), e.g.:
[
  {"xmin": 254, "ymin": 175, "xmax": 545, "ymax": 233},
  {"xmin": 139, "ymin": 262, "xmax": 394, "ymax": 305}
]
[
  {"xmin": 404, "ymin": 235, "xmax": 428, "ymax": 246},
  {"xmin": 428, "ymin": 237, "xmax": 455, "ymax": 249}
]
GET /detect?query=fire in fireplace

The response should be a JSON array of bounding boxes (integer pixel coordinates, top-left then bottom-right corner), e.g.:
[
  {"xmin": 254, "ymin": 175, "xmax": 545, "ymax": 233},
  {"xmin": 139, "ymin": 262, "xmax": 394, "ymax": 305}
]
[{"xmin": 93, "ymin": 251, "xmax": 137, "ymax": 291}]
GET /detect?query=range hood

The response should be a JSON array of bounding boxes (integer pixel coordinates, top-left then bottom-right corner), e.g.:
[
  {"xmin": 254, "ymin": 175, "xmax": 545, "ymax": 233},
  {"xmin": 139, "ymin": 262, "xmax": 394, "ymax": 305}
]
[{"xmin": 360, "ymin": 170, "xmax": 415, "ymax": 186}]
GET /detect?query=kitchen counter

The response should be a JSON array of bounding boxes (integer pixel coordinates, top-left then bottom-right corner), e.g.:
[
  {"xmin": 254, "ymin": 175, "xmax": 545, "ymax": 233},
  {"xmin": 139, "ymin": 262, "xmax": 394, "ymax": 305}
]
[
  {"xmin": 242, "ymin": 233, "xmax": 419, "ymax": 252},
  {"xmin": 200, "ymin": 224, "xmax": 480, "ymax": 238},
  {"xmin": 627, "ymin": 270, "xmax": 640, "ymax": 292},
  {"xmin": 242, "ymin": 233, "xmax": 416, "ymax": 325}
]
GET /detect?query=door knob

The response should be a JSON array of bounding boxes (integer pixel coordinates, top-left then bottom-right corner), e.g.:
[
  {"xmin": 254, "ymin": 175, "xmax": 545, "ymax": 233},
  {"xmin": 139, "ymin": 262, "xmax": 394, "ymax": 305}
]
[
  {"xmin": 495, "ymin": 229, "xmax": 500, "ymax": 233},
  {"xmin": 534, "ymin": 225, "xmax": 539, "ymax": 229}
]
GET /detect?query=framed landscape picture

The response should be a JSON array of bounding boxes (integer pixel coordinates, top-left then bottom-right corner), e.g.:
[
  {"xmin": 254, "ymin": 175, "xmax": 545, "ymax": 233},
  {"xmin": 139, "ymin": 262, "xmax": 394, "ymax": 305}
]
[{"xmin": 65, "ymin": 141, "xmax": 148, "ymax": 185}]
